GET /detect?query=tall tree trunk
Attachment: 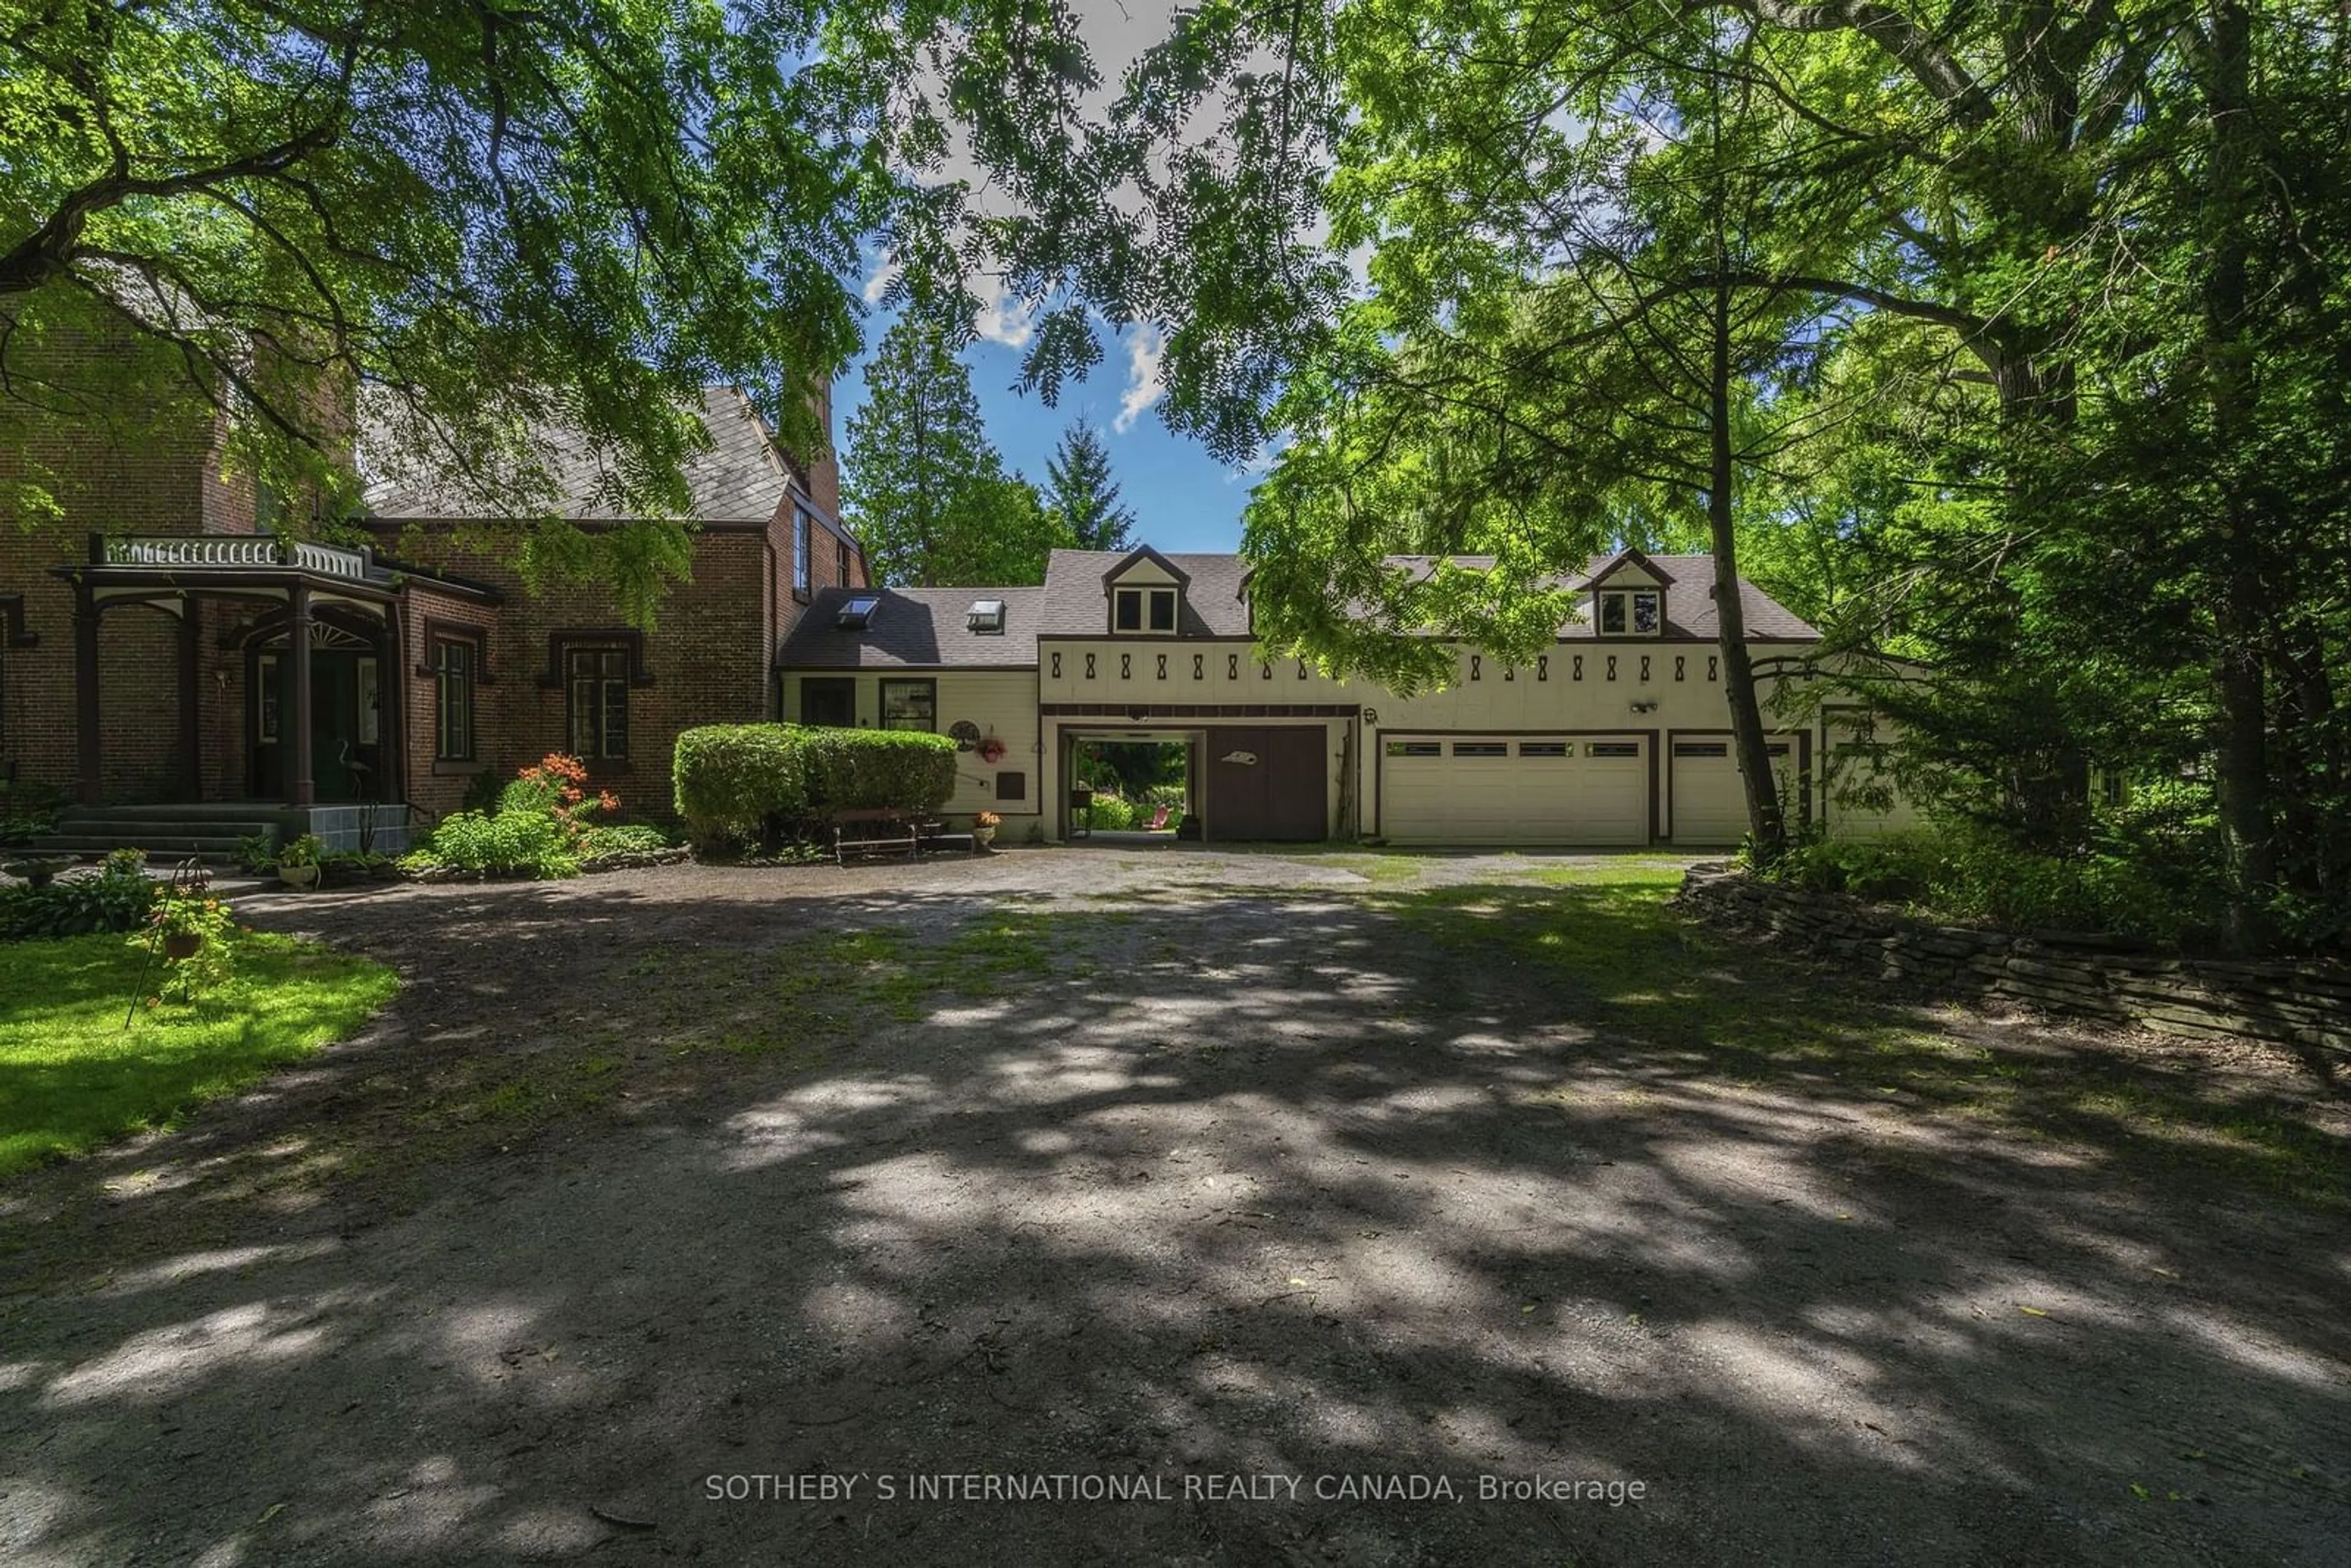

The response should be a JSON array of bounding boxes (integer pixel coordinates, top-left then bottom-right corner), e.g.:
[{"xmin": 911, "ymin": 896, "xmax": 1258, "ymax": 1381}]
[
  {"xmin": 1709, "ymin": 276, "xmax": 1785, "ymax": 861},
  {"xmin": 2202, "ymin": 0, "xmax": 2274, "ymax": 951}
]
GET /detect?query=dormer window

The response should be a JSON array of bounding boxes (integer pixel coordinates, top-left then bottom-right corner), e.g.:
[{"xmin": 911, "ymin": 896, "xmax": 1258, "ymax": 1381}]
[
  {"xmin": 836, "ymin": 594, "xmax": 880, "ymax": 630},
  {"xmin": 1599, "ymin": 589, "xmax": 1661, "ymax": 636},
  {"xmin": 1114, "ymin": 586, "xmax": 1177, "ymax": 634},
  {"xmin": 966, "ymin": 598, "xmax": 1005, "ymax": 634}
]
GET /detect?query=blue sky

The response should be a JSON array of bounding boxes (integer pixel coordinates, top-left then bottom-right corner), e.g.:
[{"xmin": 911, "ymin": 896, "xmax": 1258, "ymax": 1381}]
[{"xmin": 833, "ymin": 301, "xmax": 1264, "ymax": 557}]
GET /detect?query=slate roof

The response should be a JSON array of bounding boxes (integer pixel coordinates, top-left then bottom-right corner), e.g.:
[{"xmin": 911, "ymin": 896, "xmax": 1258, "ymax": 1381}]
[
  {"xmin": 777, "ymin": 587, "xmax": 1045, "ymax": 669},
  {"xmin": 363, "ymin": 387, "xmax": 804, "ymax": 527},
  {"xmin": 1038, "ymin": 549, "xmax": 1255, "ymax": 637}
]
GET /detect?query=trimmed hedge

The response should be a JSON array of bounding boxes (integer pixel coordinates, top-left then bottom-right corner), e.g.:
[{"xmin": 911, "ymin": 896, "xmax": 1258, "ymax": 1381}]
[
  {"xmin": 673, "ymin": 724, "xmax": 958, "ymax": 849},
  {"xmin": 792, "ymin": 728, "xmax": 958, "ymax": 813},
  {"xmin": 673, "ymin": 724, "xmax": 809, "ymax": 841}
]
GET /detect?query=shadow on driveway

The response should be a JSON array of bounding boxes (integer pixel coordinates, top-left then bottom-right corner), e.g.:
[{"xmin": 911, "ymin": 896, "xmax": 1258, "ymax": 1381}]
[{"xmin": 2, "ymin": 851, "xmax": 2345, "ymax": 1565}]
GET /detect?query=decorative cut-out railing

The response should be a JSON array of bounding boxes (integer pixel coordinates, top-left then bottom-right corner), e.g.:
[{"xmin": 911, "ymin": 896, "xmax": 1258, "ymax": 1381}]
[{"xmin": 98, "ymin": 536, "xmax": 377, "ymax": 580}]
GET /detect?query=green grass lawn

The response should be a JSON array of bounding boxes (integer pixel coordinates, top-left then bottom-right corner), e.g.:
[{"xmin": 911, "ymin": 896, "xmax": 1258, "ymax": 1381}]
[{"xmin": 0, "ymin": 932, "xmax": 398, "ymax": 1178}]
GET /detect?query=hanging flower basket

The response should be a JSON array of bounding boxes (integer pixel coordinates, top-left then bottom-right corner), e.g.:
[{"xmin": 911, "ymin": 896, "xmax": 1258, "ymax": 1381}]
[{"xmin": 162, "ymin": 932, "xmax": 204, "ymax": 960}]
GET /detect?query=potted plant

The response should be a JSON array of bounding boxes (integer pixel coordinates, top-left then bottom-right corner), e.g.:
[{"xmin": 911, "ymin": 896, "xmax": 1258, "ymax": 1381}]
[
  {"xmin": 972, "ymin": 810, "xmax": 1002, "ymax": 849},
  {"xmin": 276, "ymin": 833, "xmax": 325, "ymax": 889},
  {"xmin": 151, "ymin": 891, "xmax": 223, "ymax": 959}
]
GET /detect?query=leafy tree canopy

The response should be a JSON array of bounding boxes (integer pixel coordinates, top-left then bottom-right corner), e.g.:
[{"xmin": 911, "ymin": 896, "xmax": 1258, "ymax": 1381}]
[{"xmin": 0, "ymin": 0, "xmax": 878, "ymax": 616}]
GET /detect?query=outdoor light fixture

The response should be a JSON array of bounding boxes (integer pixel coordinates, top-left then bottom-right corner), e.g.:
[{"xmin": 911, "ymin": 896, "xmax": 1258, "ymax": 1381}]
[{"xmin": 1630, "ymin": 699, "xmax": 1660, "ymax": 714}]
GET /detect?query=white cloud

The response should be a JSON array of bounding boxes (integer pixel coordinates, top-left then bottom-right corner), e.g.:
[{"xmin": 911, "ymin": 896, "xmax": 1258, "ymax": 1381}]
[
  {"xmin": 1225, "ymin": 435, "xmax": 1286, "ymax": 484},
  {"xmin": 860, "ymin": 253, "xmax": 900, "ymax": 304},
  {"xmin": 1112, "ymin": 324, "xmax": 1166, "ymax": 433},
  {"xmin": 970, "ymin": 272, "xmax": 1037, "ymax": 349}
]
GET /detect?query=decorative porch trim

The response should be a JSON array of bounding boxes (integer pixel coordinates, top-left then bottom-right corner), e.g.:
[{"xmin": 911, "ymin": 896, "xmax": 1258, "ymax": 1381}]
[{"xmin": 96, "ymin": 533, "xmax": 378, "ymax": 580}]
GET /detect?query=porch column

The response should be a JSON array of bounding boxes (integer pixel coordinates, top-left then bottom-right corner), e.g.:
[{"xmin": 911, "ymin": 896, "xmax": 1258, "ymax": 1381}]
[
  {"xmin": 379, "ymin": 604, "xmax": 405, "ymax": 805},
  {"xmin": 176, "ymin": 598, "xmax": 202, "ymax": 801},
  {"xmin": 72, "ymin": 582, "xmax": 101, "ymax": 806},
  {"xmin": 287, "ymin": 585, "xmax": 315, "ymax": 807}
]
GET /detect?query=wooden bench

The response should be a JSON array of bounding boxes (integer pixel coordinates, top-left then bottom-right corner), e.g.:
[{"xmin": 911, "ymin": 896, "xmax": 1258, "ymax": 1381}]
[
  {"xmin": 917, "ymin": 823, "xmax": 978, "ymax": 856},
  {"xmin": 830, "ymin": 809, "xmax": 924, "ymax": 866},
  {"xmin": 831, "ymin": 811, "xmax": 987, "ymax": 865}
]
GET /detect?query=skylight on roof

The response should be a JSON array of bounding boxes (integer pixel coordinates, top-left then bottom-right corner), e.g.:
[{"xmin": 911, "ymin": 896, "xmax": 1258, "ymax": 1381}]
[
  {"xmin": 836, "ymin": 594, "xmax": 881, "ymax": 630},
  {"xmin": 966, "ymin": 598, "xmax": 1006, "ymax": 634}
]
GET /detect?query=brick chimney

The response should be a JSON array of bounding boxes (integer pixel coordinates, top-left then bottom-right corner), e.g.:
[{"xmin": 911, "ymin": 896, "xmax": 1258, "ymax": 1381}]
[{"xmin": 801, "ymin": 381, "xmax": 841, "ymax": 517}]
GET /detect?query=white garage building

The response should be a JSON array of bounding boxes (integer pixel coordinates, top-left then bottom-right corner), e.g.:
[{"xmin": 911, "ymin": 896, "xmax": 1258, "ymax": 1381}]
[{"xmin": 777, "ymin": 544, "xmax": 1900, "ymax": 847}]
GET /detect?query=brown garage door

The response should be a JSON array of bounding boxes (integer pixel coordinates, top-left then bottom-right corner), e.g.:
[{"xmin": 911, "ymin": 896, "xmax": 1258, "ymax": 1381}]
[{"xmin": 1204, "ymin": 726, "xmax": 1327, "ymax": 841}]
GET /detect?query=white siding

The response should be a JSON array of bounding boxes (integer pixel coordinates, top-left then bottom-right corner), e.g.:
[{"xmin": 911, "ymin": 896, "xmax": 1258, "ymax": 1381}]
[{"xmin": 778, "ymin": 669, "xmax": 1042, "ymax": 819}]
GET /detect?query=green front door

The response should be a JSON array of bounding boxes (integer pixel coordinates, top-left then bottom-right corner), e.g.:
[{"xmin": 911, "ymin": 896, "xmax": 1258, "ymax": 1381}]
[
  {"xmin": 310, "ymin": 653, "xmax": 357, "ymax": 801},
  {"xmin": 253, "ymin": 650, "xmax": 380, "ymax": 801}
]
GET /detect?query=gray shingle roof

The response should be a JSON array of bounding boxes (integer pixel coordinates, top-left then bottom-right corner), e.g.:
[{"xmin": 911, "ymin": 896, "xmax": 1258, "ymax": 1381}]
[
  {"xmin": 778, "ymin": 549, "xmax": 1812, "ymax": 670},
  {"xmin": 778, "ymin": 587, "xmax": 1044, "ymax": 669},
  {"xmin": 363, "ymin": 387, "xmax": 800, "ymax": 526},
  {"xmin": 1380, "ymin": 553, "xmax": 1817, "ymax": 640},
  {"xmin": 1039, "ymin": 549, "xmax": 1254, "ymax": 637}
]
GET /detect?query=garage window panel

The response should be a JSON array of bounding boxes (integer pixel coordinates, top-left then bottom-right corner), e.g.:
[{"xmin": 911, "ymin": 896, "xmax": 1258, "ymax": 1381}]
[
  {"xmin": 1386, "ymin": 741, "xmax": 1441, "ymax": 757},
  {"xmin": 1588, "ymin": 741, "xmax": 1641, "ymax": 758},
  {"xmin": 1452, "ymin": 741, "xmax": 1508, "ymax": 757},
  {"xmin": 1518, "ymin": 741, "xmax": 1570, "ymax": 757}
]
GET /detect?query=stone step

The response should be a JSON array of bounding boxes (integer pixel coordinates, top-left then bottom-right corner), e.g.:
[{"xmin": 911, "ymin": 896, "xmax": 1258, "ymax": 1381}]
[
  {"xmin": 39, "ymin": 827, "xmax": 276, "ymax": 845},
  {"xmin": 26, "ymin": 834, "xmax": 260, "ymax": 863}
]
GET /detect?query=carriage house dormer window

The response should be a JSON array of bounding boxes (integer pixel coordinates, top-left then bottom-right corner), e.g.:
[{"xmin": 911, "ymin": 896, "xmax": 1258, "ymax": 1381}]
[
  {"xmin": 1114, "ymin": 586, "xmax": 1177, "ymax": 632},
  {"xmin": 1103, "ymin": 545, "xmax": 1190, "ymax": 635},
  {"xmin": 1597, "ymin": 589, "xmax": 1662, "ymax": 636},
  {"xmin": 1586, "ymin": 547, "xmax": 1673, "ymax": 638}
]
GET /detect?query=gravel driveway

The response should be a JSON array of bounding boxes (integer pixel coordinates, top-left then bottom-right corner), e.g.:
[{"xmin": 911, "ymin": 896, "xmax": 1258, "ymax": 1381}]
[{"xmin": 2, "ymin": 847, "xmax": 2345, "ymax": 1566}]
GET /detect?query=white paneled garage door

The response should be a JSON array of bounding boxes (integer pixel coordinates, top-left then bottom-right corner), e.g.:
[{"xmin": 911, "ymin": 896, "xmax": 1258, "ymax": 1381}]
[
  {"xmin": 1824, "ymin": 741, "xmax": 1921, "ymax": 840},
  {"xmin": 1670, "ymin": 738, "xmax": 1798, "ymax": 844},
  {"xmin": 1379, "ymin": 735, "xmax": 1650, "ymax": 845}
]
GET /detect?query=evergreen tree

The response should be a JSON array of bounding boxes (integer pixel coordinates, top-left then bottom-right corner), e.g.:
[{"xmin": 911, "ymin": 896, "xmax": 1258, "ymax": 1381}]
[
  {"xmin": 1043, "ymin": 424, "xmax": 1136, "ymax": 552},
  {"xmin": 841, "ymin": 309, "xmax": 1070, "ymax": 586}
]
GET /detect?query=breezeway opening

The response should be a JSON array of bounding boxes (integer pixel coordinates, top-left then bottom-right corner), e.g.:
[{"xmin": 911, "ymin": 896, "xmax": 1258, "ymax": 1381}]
[{"xmin": 1065, "ymin": 730, "xmax": 1198, "ymax": 840}]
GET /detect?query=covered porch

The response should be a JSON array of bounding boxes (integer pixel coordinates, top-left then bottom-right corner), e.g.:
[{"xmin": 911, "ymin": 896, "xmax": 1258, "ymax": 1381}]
[{"xmin": 54, "ymin": 535, "xmax": 411, "ymax": 823}]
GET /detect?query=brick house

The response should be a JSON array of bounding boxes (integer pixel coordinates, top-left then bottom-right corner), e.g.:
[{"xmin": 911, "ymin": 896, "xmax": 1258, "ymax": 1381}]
[{"xmin": 0, "ymin": 386, "xmax": 864, "ymax": 854}]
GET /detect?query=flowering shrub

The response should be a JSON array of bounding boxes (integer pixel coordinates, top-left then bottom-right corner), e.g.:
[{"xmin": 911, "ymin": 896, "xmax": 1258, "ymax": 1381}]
[
  {"xmin": 500, "ymin": 753, "xmax": 622, "ymax": 839},
  {"xmin": 404, "ymin": 754, "xmax": 645, "ymax": 879}
]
